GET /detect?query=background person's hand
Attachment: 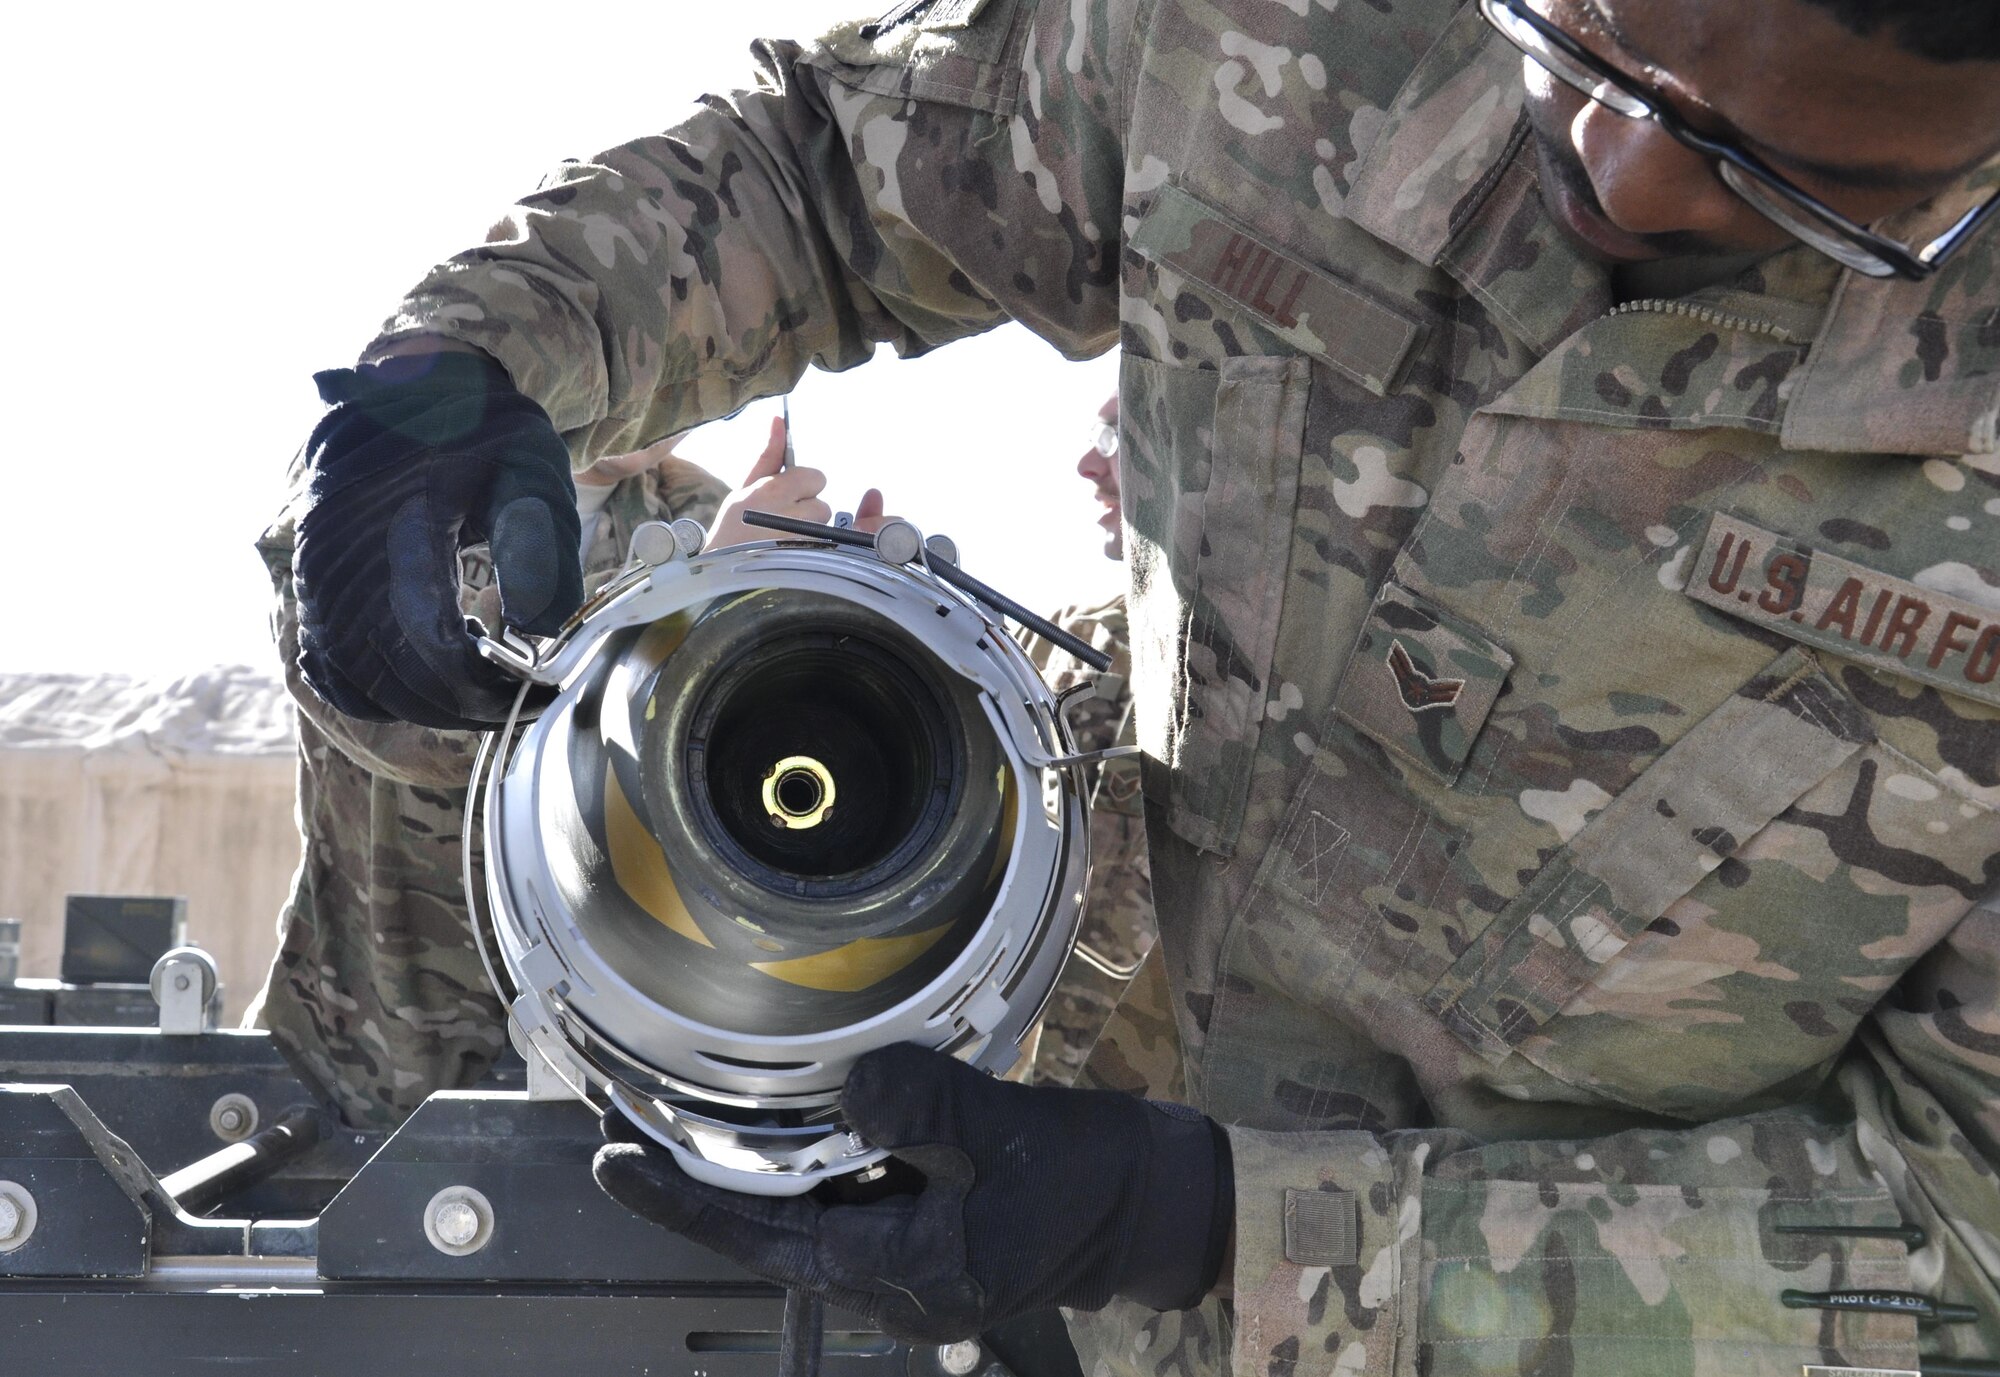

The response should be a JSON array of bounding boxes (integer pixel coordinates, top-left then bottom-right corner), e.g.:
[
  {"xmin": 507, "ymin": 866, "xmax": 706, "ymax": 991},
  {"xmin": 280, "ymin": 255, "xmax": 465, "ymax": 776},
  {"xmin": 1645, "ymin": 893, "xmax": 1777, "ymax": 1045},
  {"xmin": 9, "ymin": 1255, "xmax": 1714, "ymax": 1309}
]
[
  {"xmin": 293, "ymin": 349, "xmax": 582, "ymax": 729},
  {"xmin": 704, "ymin": 416, "xmax": 888, "ymax": 548}
]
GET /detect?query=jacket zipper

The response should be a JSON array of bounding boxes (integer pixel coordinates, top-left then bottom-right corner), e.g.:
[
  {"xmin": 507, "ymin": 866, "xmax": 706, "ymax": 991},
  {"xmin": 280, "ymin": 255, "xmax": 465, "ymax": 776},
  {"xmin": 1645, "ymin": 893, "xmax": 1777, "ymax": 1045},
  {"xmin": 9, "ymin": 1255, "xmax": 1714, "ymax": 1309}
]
[{"xmin": 1606, "ymin": 297, "xmax": 1807, "ymax": 344}]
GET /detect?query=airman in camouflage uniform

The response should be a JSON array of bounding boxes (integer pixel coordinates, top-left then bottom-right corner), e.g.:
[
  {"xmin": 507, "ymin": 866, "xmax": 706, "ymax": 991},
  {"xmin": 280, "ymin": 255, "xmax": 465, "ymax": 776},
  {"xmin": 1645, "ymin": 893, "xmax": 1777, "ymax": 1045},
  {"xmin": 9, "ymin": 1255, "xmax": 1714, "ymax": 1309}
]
[
  {"xmin": 323, "ymin": 0, "xmax": 2000, "ymax": 1371},
  {"xmin": 1018, "ymin": 595, "xmax": 1153, "ymax": 1084},
  {"xmin": 1015, "ymin": 394, "xmax": 1159, "ymax": 1085},
  {"xmin": 252, "ymin": 447, "xmax": 729, "ymax": 1127}
]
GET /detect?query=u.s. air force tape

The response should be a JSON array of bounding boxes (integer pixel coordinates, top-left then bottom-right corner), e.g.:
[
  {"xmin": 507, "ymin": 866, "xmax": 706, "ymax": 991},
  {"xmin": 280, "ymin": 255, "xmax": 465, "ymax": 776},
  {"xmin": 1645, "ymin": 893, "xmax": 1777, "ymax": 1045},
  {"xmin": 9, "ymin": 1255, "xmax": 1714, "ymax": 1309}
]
[{"xmin": 1684, "ymin": 512, "xmax": 2000, "ymax": 709}]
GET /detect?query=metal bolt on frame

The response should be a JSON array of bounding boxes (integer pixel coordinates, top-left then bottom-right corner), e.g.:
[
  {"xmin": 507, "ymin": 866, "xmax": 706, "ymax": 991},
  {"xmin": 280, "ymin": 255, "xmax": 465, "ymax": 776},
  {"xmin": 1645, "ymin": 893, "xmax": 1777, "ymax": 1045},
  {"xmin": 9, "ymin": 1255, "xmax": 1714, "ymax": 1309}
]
[
  {"xmin": 937, "ymin": 1340, "xmax": 984, "ymax": 1376},
  {"xmin": 422, "ymin": 1185, "xmax": 495, "ymax": 1257},
  {"xmin": 0, "ymin": 1181, "xmax": 37, "ymax": 1252}
]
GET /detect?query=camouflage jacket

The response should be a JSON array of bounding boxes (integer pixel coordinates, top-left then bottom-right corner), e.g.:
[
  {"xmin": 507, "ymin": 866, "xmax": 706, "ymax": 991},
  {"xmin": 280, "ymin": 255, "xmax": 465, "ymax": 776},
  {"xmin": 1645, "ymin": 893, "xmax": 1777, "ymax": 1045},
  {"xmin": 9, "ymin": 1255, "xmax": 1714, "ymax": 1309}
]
[
  {"xmin": 358, "ymin": 1, "xmax": 2000, "ymax": 1372},
  {"xmin": 1016, "ymin": 596, "xmax": 1157, "ymax": 1084}
]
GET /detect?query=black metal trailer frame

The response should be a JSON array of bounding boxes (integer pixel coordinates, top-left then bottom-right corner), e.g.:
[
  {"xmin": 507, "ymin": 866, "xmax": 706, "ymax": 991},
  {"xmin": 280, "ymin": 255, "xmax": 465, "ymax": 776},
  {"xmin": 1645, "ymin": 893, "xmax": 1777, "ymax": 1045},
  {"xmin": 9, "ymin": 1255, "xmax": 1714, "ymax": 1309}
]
[{"xmin": 0, "ymin": 1025, "xmax": 1077, "ymax": 1377}]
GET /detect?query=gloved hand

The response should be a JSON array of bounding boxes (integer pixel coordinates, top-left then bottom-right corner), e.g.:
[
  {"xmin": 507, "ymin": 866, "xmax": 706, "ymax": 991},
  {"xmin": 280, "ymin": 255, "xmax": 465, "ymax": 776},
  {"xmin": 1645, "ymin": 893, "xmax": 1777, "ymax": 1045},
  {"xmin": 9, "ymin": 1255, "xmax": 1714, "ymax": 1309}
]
[
  {"xmin": 292, "ymin": 349, "xmax": 583, "ymax": 729},
  {"xmin": 592, "ymin": 1042, "xmax": 1234, "ymax": 1343}
]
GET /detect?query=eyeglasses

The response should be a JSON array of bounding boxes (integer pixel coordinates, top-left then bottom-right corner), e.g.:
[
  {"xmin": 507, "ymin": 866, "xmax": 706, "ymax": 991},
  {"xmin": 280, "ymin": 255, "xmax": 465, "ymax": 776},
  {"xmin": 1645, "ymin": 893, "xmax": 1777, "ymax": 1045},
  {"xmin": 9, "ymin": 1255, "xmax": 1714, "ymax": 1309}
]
[
  {"xmin": 1088, "ymin": 421, "xmax": 1119, "ymax": 458},
  {"xmin": 1478, "ymin": 0, "xmax": 2000, "ymax": 280}
]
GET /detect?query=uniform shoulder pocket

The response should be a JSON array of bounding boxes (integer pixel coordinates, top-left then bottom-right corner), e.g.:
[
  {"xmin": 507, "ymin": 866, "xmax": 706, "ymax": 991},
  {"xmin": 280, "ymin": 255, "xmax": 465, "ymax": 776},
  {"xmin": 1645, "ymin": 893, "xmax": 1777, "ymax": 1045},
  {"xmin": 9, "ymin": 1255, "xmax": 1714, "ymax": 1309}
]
[{"xmin": 804, "ymin": 0, "xmax": 1031, "ymax": 114}]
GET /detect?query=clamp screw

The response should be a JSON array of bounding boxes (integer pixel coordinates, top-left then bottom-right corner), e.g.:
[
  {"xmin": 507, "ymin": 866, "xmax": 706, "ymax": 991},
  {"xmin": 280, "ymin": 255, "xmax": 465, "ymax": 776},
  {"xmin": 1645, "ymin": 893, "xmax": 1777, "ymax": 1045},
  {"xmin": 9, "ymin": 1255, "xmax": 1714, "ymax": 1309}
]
[
  {"xmin": 873, "ymin": 519, "xmax": 924, "ymax": 566},
  {"xmin": 629, "ymin": 521, "xmax": 682, "ymax": 567},
  {"xmin": 669, "ymin": 518, "xmax": 707, "ymax": 557},
  {"xmin": 937, "ymin": 1340, "xmax": 984, "ymax": 1376}
]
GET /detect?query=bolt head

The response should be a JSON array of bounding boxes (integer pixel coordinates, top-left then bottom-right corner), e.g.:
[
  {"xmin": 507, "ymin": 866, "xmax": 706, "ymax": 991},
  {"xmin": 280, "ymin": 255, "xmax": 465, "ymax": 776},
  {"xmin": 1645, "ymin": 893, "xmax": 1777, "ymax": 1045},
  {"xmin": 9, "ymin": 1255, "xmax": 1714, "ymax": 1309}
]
[
  {"xmin": 424, "ymin": 1186, "xmax": 495, "ymax": 1257},
  {"xmin": 433, "ymin": 1200, "xmax": 481, "ymax": 1249},
  {"xmin": 0, "ymin": 1197, "xmax": 19, "ymax": 1241},
  {"xmin": 937, "ymin": 1340, "xmax": 983, "ymax": 1376},
  {"xmin": 209, "ymin": 1094, "xmax": 258, "ymax": 1142},
  {"xmin": 173, "ymin": 973, "xmax": 192, "ymax": 992}
]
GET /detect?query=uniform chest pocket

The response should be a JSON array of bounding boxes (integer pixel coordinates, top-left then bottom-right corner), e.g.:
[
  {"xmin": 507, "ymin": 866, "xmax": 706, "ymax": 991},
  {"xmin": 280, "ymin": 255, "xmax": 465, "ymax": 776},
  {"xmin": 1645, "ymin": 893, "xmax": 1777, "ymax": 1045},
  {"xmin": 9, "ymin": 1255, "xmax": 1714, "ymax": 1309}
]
[
  {"xmin": 1122, "ymin": 353, "xmax": 1307, "ymax": 856},
  {"xmin": 1424, "ymin": 645, "xmax": 2000, "ymax": 1119},
  {"xmin": 1334, "ymin": 581, "xmax": 1517, "ymax": 787}
]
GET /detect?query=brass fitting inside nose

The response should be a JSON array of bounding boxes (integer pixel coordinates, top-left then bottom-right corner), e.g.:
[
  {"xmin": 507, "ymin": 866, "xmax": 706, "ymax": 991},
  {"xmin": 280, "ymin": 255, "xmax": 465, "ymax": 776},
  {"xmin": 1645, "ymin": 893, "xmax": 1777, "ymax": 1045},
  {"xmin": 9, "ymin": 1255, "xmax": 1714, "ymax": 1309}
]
[{"xmin": 762, "ymin": 755, "xmax": 837, "ymax": 829}]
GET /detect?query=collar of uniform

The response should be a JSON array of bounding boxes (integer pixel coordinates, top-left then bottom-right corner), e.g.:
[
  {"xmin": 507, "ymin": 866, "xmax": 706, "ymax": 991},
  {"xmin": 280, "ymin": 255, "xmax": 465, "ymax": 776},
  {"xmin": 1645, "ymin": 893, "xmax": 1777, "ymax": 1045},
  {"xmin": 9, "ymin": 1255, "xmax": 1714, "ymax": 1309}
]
[
  {"xmin": 1346, "ymin": 12, "xmax": 1999, "ymax": 456},
  {"xmin": 1781, "ymin": 157, "xmax": 2000, "ymax": 457},
  {"xmin": 1341, "ymin": 6, "xmax": 1612, "ymax": 356},
  {"xmin": 1434, "ymin": 129, "xmax": 1616, "ymax": 355},
  {"xmin": 1343, "ymin": 5, "xmax": 1522, "ymax": 266}
]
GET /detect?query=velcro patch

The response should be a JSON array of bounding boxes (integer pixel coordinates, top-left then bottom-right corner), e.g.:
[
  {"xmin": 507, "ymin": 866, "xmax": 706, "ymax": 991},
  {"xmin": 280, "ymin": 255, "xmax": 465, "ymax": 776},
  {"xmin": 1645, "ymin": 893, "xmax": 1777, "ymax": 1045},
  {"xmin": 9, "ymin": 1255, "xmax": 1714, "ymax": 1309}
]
[
  {"xmin": 1685, "ymin": 512, "xmax": 2000, "ymax": 709},
  {"xmin": 1283, "ymin": 1188, "xmax": 1358, "ymax": 1267},
  {"xmin": 1129, "ymin": 185, "xmax": 1425, "ymax": 396}
]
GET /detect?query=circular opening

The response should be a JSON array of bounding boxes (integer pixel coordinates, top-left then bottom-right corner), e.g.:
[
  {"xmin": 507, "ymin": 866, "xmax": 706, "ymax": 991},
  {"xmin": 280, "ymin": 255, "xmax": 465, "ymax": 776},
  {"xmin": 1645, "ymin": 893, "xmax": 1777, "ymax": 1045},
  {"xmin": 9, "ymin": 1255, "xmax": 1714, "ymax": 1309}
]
[
  {"xmin": 775, "ymin": 770, "xmax": 821, "ymax": 817},
  {"xmin": 763, "ymin": 756, "xmax": 835, "ymax": 828},
  {"xmin": 684, "ymin": 628, "xmax": 961, "ymax": 893}
]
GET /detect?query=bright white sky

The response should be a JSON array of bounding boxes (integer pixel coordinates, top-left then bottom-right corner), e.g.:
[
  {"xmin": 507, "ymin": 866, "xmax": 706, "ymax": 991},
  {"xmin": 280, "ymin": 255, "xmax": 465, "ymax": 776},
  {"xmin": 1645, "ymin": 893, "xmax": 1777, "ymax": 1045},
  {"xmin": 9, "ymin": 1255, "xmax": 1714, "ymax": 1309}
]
[{"xmin": 0, "ymin": 2, "xmax": 1120, "ymax": 677}]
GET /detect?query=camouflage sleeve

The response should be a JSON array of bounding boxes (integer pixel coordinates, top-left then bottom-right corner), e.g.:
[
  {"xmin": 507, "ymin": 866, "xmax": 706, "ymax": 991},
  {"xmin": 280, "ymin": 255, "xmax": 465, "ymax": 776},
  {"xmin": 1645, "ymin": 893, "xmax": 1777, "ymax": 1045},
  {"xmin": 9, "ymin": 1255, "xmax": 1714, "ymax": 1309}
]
[
  {"xmin": 651, "ymin": 454, "xmax": 730, "ymax": 532},
  {"xmin": 362, "ymin": 0, "xmax": 1132, "ymax": 463},
  {"xmin": 1222, "ymin": 908, "xmax": 2000, "ymax": 1377}
]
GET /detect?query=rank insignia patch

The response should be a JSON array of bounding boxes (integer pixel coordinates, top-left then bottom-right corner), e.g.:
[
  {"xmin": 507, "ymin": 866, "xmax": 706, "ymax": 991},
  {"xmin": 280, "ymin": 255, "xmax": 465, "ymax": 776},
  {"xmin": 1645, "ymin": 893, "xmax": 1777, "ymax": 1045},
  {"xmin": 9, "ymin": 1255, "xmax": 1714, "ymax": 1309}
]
[
  {"xmin": 1336, "ymin": 582, "xmax": 1514, "ymax": 785},
  {"xmin": 1387, "ymin": 641, "xmax": 1466, "ymax": 712}
]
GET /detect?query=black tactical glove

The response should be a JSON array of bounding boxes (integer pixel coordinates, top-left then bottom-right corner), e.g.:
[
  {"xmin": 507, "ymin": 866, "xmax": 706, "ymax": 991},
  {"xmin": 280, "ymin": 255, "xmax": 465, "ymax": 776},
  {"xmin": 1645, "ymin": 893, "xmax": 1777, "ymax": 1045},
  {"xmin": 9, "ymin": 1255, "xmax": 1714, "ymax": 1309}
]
[
  {"xmin": 592, "ymin": 1042, "xmax": 1234, "ymax": 1343},
  {"xmin": 292, "ymin": 349, "xmax": 583, "ymax": 729}
]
